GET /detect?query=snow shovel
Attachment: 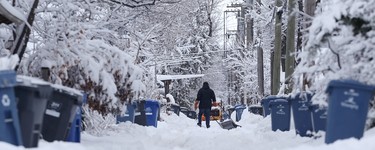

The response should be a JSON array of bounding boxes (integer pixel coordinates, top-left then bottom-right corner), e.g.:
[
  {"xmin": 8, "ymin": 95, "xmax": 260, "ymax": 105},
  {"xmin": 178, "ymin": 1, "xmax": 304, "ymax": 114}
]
[
  {"xmin": 216, "ymin": 119, "xmax": 241, "ymax": 130},
  {"xmin": 216, "ymin": 110, "xmax": 241, "ymax": 130}
]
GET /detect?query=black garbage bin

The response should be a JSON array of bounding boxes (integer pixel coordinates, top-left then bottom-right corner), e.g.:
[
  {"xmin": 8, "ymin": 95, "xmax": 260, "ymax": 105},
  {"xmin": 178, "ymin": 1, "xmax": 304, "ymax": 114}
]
[
  {"xmin": 185, "ymin": 111, "xmax": 197, "ymax": 119},
  {"xmin": 227, "ymin": 107, "xmax": 235, "ymax": 119},
  {"xmin": 169, "ymin": 104, "xmax": 181, "ymax": 116},
  {"xmin": 15, "ymin": 76, "xmax": 53, "ymax": 148},
  {"xmin": 180, "ymin": 107, "xmax": 197, "ymax": 119},
  {"xmin": 134, "ymin": 100, "xmax": 147, "ymax": 126},
  {"xmin": 248, "ymin": 105, "xmax": 263, "ymax": 116},
  {"xmin": 41, "ymin": 85, "xmax": 82, "ymax": 142}
]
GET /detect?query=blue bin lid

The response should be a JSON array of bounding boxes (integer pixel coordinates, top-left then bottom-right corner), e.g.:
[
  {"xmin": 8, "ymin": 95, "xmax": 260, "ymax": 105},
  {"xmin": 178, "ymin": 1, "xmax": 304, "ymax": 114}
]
[
  {"xmin": 269, "ymin": 98, "xmax": 289, "ymax": 107},
  {"xmin": 234, "ymin": 104, "xmax": 246, "ymax": 109},
  {"xmin": 0, "ymin": 70, "xmax": 16, "ymax": 88},
  {"xmin": 145, "ymin": 99, "xmax": 160, "ymax": 107},
  {"xmin": 326, "ymin": 80, "xmax": 375, "ymax": 93},
  {"xmin": 272, "ymin": 99, "xmax": 288, "ymax": 103},
  {"xmin": 81, "ymin": 92, "xmax": 88, "ymax": 104},
  {"xmin": 261, "ymin": 95, "xmax": 286, "ymax": 104}
]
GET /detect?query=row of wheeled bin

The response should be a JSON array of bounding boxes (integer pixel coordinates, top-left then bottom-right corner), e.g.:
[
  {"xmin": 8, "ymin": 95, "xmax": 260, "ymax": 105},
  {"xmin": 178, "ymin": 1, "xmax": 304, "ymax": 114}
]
[
  {"xmin": 261, "ymin": 79, "xmax": 375, "ymax": 144},
  {"xmin": 221, "ymin": 105, "xmax": 247, "ymax": 122},
  {"xmin": 0, "ymin": 70, "xmax": 85, "ymax": 148},
  {"xmin": 116, "ymin": 100, "xmax": 160, "ymax": 127}
]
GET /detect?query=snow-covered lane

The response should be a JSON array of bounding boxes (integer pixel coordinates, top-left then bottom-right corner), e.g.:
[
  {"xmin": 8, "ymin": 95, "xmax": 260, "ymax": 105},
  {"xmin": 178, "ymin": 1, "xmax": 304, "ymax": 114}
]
[{"xmin": 81, "ymin": 112, "xmax": 322, "ymax": 150}]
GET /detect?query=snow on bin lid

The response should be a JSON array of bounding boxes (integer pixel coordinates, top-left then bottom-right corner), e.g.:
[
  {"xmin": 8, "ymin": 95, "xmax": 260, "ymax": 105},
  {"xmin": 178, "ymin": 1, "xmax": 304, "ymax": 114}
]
[
  {"xmin": 144, "ymin": 99, "xmax": 160, "ymax": 106},
  {"xmin": 249, "ymin": 104, "xmax": 262, "ymax": 108},
  {"xmin": 51, "ymin": 84, "xmax": 83, "ymax": 97},
  {"xmin": 0, "ymin": 55, "xmax": 19, "ymax": 70},
  {"xmin": 234, "ymin": 104, "xmax": 246, "ymax": 109},
  {"xmin": 16, "ymin": 75, "xmax": 51, "ymax": 87},
  {"xmin": 327, "ymin": 79, "xmax": 375, "ymax": 92},
  {"xmin": 272, "ymin": 99, "xmax": 288, "ymax": 103}
]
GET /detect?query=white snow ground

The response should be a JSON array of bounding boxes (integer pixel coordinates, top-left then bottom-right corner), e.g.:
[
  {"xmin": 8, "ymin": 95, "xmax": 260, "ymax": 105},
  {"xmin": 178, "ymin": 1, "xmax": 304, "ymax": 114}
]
[{"xmin": 1, "ymin": 111, "xmax": 375, "ymax": 150}]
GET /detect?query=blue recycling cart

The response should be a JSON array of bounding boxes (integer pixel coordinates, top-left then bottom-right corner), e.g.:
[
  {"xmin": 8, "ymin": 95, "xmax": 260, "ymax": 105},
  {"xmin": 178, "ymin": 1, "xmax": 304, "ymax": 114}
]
[
  {"xmin": 261, "ymin": 95, "xmax": 284, "ymax": 117},
  {"xmin": 66, "ymin": 92, "xmax": 87, "ymax": 142},
  {"xmin": 269, "ymin": 98, "xmax": 291, "ymax": 131},
  {"xmin": 325, "ymin": 80, "xmax": 375, "ymax": 144},
  {"xmin": 144, "ymin": 100, "xmax": 160, "ymax": 127},
  {"xmin": 116, "ymin": 102, "xmax": 137, "ymax": 124},
  {"xmin": 0, "ymin": 70, "xmax": 23, "ymax": 146},
  {"xmin": 234, "ymin": 104, "xmax": 246, "ymax": 122},
  {"xmin": 310, "ymin": 104, "xmax": 327, "ymax": 133},
  {"xmin": 289, "ymin": 92, "xmax": 313, "ymax": 137}
]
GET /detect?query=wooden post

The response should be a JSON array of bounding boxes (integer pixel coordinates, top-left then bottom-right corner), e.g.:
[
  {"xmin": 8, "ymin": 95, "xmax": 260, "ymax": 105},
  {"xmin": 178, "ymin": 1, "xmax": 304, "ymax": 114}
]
[
  {"xmin": 256, "ymin": 0, "xmax": 264, "ymax": 97},
  {"xmin": 162, "ymin": 80, "xmax": 171, "ymax": 96},
  {"xmin": 285, "ymin": 0, "xmax": 296, "ymax": 94},
  {"xmin": 257, "ymin": 46, "xmax": 264, "ymax": 96},
  {"xmin": 272, "ymin": 0, "xmax": 283, "ymax": 95}
]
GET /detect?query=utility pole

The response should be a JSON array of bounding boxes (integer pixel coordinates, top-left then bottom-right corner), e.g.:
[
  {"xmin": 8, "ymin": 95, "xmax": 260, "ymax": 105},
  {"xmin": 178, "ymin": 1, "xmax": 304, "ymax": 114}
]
[
  {"xmin": 227, "ymin": 3, "xmax": 245, "ymax": 46},
  {"xmin": 272, "ymin": 0, "xmax": 283, "ymax": 95},
  {"xmin": 257, "ymin": 45, "xmax": 264, "ymax": 96},
  {"xmin": 285, "ymin": 0, "xmax": 296, "ymax": 94},
  {"xmin": 246, "ymin": 13, "xmax": 253, "ymax": 49},
  {"xmin": 254, "ymin": 0, "xmax": 264, "ymax": 97},
  {"xmin": 243, "ymin": 0, "xmax": 253, "ymax": 105},
  {"xmin": 245, "ymin": 0, "xmax": 254, "ymax": 49},
  {"xmin": 225, "ymin": 3, "xmax": 242, "ymax": 105}
]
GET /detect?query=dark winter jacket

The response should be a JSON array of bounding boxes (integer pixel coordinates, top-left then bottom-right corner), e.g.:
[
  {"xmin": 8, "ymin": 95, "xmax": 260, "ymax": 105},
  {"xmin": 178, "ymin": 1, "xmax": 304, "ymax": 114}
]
[{"xmin": 196, "ymin": 82, "xmax": 216, "ymax": 109}]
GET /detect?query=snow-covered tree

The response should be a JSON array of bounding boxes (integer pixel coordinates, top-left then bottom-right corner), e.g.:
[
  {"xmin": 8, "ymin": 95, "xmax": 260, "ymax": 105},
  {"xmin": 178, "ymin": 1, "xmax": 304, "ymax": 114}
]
[
  {"xmin": 18, "ymin": 0, "xmax": 146, "ymax": 114},
  {"xmin": 293, "ymin": 0, "xmax": 375, "ymax": 105},
  {"xmin": 131, "ymin": 0, "xmax": 223, "ymax": 107},
  {"xmin": 223, "ymin": 0, "xmax": 274, "ymax": 105}
]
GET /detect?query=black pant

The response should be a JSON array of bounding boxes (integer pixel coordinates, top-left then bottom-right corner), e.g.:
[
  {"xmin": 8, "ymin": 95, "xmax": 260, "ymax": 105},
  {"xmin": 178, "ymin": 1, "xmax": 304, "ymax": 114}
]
[{"xmin": 198, "ymin": 108, "xmax": 211, "ymax": 127}]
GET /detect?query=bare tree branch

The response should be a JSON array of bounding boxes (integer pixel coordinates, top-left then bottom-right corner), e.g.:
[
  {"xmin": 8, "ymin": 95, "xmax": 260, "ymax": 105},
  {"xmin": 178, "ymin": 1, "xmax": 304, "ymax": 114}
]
[
  {"xmin": 108, "ymin": 0, "xmax": 157, "ymax": 8},
  {"xmin": 107, "ymin": 0, "xmax": 181, "ymax": 8}
]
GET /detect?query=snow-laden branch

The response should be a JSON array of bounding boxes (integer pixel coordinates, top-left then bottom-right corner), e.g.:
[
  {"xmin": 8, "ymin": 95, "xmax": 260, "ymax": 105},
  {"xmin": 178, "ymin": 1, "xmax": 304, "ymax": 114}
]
[{"xmin": 327, "ymin": 39, "xmax": 341, "ymax": 69}]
